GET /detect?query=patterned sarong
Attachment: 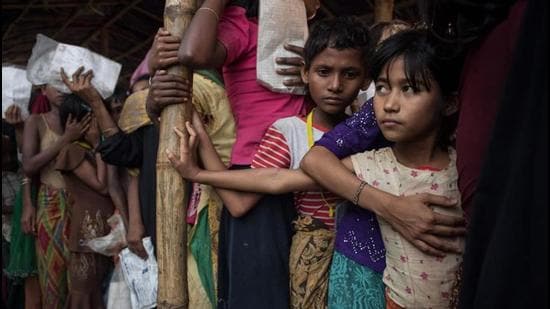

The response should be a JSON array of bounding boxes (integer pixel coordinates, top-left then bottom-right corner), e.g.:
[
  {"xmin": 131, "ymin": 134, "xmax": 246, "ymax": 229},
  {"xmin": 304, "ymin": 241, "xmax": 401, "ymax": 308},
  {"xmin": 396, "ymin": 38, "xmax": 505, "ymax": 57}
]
[
  {"xmin": 289, "ymin": 215, "xmax": 335, "ymax": 309},
  {"xmin": 36, "ymin": 184, "xmax": 70, "ymax": 309}
]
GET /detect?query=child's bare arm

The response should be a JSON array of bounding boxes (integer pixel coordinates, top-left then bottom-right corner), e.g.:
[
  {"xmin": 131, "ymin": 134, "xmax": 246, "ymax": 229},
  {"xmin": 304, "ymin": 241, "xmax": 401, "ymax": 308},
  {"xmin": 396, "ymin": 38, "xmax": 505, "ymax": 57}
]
[
  {"xmin": 107, "ymin": 165, "xmax": 129, "ymax": 228},
  {"xmin": 73, "ymin": 153, "xmax": 108, "ymax": 195},
  {"xmin": 167, "ymin": 117, "xmax": 262, "ymax": 217},
  {"xmin": 187, "ymin": 167, "xmax": 319, "ymax": 194}
]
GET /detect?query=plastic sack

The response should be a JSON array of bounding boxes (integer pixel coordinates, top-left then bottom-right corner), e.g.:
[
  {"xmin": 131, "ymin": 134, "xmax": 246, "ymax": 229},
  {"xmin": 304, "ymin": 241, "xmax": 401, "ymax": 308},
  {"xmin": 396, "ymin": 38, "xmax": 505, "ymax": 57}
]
[
  {"xmin": 2, "ymin": 65, "xmax": 32, "ymax": 120},
  {"xmin": 119, "ymin": 237, "xmax": 157, "ymax": 309},
  {"xmin": 106, "ymin": 262, "xmax": 132, "ymax": 309},
  {"xmin": 256, "ymin": 0, "xmax": 308, "ymax": 95},
  {"xmin": 83, "ymin": 213, "xmax": 127, "ymax": 256},
  {"xmin": 26, "ymin": 34, "xmax": 121, "ymax": 99}
]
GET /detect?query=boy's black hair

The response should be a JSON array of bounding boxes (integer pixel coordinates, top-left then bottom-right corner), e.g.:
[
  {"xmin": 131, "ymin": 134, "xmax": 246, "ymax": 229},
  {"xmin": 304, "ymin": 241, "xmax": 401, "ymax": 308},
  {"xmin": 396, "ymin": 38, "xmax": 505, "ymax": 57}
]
[
  {"xmin": 59, "ymin": 94, "xmax": 91, "ymax": 131},
  {"xmin": 303, "ymin": 16, "xmax": 372, "ymax": 71},
  {"xmin": 369, "ymin": 29, "xmax": 462, "ymax": 149}
]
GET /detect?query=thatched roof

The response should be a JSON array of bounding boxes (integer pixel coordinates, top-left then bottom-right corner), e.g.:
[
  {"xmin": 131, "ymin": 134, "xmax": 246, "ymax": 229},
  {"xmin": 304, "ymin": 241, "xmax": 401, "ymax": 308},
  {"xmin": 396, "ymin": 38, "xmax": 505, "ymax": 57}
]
[{"xmin": 2, "ymin": 0, "xmax": 418, "ymax": 90}]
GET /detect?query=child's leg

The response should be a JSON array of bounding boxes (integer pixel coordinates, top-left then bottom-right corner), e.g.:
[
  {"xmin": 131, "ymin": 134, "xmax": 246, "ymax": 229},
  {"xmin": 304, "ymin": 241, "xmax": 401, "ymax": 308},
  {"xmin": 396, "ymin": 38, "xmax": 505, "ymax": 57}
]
[
  {"xmin": 24, "ymin": 276, "xmax": 41, "ymax": 309},
  {"xmin": 66, "ymin": 252, "xmax": 111, "ymax": 309}
]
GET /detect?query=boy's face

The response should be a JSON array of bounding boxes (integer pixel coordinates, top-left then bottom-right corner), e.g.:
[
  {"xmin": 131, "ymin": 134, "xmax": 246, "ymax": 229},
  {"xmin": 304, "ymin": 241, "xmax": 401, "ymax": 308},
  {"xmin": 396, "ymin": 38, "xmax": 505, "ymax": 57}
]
[
  {"xmin": 302, "ymin": 47, "xmax": 367, "ymax": 115},
  {"xmin": 373, "ymin": 56, "xmax": 444, "ymax": 144}
]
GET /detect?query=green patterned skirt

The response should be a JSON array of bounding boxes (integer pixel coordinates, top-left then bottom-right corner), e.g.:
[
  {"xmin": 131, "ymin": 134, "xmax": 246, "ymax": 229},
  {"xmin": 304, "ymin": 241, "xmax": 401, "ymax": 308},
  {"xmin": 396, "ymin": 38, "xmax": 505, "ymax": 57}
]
[
  {"xmin": 328, "ymin": 251, "xmax": 385, "ymax": 309},
  {"xmin": 4, "ymin": 186, "xmax": 38, "ymax": 280}
]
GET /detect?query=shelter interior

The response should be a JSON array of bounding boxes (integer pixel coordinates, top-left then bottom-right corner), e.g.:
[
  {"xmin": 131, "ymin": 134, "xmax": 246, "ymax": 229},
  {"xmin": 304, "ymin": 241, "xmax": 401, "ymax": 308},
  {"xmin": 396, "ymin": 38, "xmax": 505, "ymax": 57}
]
[{"xmin": 2, "ymin": 0, "xmax": 418, "ymax": 89}]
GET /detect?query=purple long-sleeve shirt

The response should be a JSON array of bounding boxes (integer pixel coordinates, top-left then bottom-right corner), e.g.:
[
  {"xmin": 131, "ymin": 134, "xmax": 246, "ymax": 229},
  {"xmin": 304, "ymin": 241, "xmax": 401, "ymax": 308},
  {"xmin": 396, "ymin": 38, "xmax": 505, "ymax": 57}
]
[{"xmin": 316, "ymin": 98, "xmax": 390, "ymax": 273}]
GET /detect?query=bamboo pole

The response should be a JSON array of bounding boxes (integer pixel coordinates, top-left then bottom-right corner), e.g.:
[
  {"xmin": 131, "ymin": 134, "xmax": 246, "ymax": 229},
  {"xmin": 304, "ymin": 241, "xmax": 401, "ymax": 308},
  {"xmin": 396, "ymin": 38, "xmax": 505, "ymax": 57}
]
[
  {"xmin": 157, "ymin": 0, "xmax": 196, "ymax": 308},
  {"xmin": 374, "ymin": 0, "xmax": 394, "ymax": 22}
]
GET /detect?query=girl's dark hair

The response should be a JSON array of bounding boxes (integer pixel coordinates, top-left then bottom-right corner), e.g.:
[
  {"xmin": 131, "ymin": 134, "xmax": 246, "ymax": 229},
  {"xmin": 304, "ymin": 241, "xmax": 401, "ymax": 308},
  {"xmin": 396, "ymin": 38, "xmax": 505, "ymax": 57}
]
[
  {"xmin": 229, "ymin": 0, "xmax": 258, "ymax": 18},
  {"xmin": 370, "ymin": 29, "xmax": 461, "ymax": 149},
  {"xmin": 59, "ymin": 94, "xmax": 91, "ymax": 131},
  {"xmin": 303, "ymin": 16, "xmax": 372, "ymax": 70}
]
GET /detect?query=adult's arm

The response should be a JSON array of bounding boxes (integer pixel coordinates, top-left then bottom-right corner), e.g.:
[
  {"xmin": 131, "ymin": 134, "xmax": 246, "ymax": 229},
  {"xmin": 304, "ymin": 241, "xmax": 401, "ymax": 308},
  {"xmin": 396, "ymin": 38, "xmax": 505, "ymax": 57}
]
[
  {"xmin": 301, "ymin": 100, "xmax": 466, "ymax": 256},
  {"xmin": 177, "ymin": 0, "xmax": 228, "ymax": 69},
  {"xmin": 96, "ymin": 129, "xmax": 144, "ymax": 168},
  {"xmin": 302, "ymin": 146, "xmax": 466, "ymax": 256}
]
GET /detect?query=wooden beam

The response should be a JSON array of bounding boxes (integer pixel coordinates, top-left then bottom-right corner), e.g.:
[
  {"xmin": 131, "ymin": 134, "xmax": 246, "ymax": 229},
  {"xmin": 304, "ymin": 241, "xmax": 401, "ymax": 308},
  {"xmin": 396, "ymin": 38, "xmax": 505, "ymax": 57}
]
[
  {"xmin": 132, "ymin": 5, "xmax": 163, "ymax": 23},
  {"xmin": 114, "ymin": 34, "xmax": 153, "ymax": 61},
  {"xmin": 2, "ymin": 0, "xmax": 38, "ymax": 41},
  {"xmin": 52, "ymin": 3, "xmax": 91, "ymax": 40},
  {"xmin": 157, "ymin": 0, "xmax": 196, "ymax": 307},
  {"xmin": 1, "ymin": 1, "xmax": 121, "ymax": 9},
  {"xmin": 102, "ymin": 28, "xmax": 110, "ymax": 57},
  {"xmin": 374, "ymin": 0, "xmax": 394, "ymax": 22},
  {"xmin": 81, "ymin": 0, "xmax": 142, "ymax": 47}
]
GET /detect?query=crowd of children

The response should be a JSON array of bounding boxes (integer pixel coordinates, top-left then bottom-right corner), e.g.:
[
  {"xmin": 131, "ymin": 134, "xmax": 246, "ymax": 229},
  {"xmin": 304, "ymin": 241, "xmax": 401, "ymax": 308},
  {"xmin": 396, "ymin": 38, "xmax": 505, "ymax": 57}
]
[{"xmin": 2, "ymin": 0, "xmax": 543, "ymax": 308}]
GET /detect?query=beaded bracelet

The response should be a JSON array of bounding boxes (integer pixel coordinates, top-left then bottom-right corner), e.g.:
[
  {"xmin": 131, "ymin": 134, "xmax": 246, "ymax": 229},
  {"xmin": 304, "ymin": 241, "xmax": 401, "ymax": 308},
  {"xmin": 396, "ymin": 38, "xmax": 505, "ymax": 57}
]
[{"xmin": 352, "ymin": 181, "xmax": 368, "ymax": 205}]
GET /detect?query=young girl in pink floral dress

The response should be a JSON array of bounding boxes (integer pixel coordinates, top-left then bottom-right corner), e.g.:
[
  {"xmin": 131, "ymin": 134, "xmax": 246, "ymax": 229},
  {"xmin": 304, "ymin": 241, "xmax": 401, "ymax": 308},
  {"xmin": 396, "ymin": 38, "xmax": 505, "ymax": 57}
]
[{"xmin": 343, "ymin": 29, "xmax": 465, "ymax": 308}]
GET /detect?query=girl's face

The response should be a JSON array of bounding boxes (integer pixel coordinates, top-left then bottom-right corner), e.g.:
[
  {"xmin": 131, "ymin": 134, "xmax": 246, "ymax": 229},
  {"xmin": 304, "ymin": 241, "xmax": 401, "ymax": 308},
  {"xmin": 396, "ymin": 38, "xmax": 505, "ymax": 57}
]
[
  {"xmin": 302, "ymin": 47, "xmax": 367, "ymax": 115},
  {"xmin": 374, "ymin": 56, "xmax": 444, "ymax": 145},
  {"xmin": 41, "ymin": 85, "xmax": 63, "ymax": 107}
]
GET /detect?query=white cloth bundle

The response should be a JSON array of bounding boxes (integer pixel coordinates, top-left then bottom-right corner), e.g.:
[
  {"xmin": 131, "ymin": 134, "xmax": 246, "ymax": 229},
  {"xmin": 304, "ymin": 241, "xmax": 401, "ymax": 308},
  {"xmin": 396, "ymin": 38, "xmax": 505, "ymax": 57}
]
[
  {"xmin": 256, "ymin": 0, "xmax": 308, "ymax": 95},
  {"xmin": 26, "ymin": 34, "xmax": 121, "ymax": 99},
  {"xmin": 2, "ymin": 65, "xmax": 32, "ymax": 119}
]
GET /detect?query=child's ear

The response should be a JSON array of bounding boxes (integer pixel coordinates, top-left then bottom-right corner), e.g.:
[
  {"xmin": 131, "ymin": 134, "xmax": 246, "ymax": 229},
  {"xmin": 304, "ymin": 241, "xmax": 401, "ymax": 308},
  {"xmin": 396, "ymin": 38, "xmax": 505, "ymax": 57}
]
[
  {"xmin": 301, "ymin": 66, "xmax": 309, "ymax": 85},
  {"xmin": 443, "ymin": 93, "xmax": 459, "ymax": 116}
]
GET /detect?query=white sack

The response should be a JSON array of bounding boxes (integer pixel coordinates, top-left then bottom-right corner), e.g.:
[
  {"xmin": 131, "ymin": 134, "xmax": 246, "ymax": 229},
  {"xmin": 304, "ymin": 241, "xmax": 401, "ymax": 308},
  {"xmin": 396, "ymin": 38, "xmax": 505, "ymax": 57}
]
[
  {"xmin": 2, "ymin": 65, "xmax": 32, "ymax": 119},
  {"xmin": 26, "ymin": 34, "xmax": 121, "ymax": 99},
  {"xmin": 257, "ymin": 0, "xmax": 308, "ymax": 95}
]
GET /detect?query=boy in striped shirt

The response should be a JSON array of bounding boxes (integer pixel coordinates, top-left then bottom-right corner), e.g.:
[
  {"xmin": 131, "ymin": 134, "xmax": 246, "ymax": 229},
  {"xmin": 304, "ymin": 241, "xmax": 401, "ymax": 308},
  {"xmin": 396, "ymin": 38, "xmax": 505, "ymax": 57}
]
[{"xmin": 168, "ymin": 16, "xmax": 372, "ymax": 308}]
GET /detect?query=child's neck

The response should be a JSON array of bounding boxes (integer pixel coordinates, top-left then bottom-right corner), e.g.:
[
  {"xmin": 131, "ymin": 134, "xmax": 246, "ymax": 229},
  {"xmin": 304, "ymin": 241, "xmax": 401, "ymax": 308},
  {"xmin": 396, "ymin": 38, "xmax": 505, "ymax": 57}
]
[
  {"xmin": 392, "ymin": 139, "xmax": 449, "ymax": 170},
  {"xmin": 312, "ymin": 107, "xmax": 347, "ymax": 130}
]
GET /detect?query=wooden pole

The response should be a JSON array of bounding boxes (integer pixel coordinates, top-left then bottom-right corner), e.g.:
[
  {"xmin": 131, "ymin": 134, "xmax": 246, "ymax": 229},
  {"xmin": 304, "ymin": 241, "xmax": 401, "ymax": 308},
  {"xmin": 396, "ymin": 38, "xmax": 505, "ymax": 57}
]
[
  {"xmin": 374, "ymin": 0, "xmax": 394, "ymax": 22},
  {"xmin": 157, "ymin": 0, "xmax": 195, "ymax": 308}
]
